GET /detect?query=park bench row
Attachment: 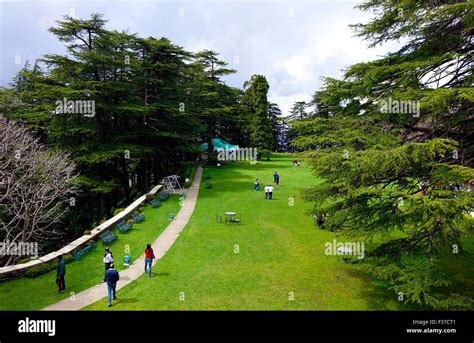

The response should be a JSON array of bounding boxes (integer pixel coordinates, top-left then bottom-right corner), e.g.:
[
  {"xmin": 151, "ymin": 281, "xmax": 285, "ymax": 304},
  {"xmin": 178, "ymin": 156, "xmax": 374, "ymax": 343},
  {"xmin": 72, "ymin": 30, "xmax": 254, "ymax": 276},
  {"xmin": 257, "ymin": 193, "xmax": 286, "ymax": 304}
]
[
  {"xmin": 78, "ymin": 191, "xmax": 175, "ymax": 259},
  {"xmin": 73, "ymin": 190, "xmax": 179, "ymax": 261}
]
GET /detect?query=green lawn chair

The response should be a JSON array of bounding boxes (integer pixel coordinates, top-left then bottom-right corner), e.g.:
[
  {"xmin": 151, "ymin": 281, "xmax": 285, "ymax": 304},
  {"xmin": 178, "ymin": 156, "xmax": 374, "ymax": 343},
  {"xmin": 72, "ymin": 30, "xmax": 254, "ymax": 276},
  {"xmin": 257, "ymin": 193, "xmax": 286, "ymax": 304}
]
[
  {"xmin": 132, "ymin": 213, "xmax": 145, "ymax": 223},
  {"xmin": 116, "ymin": 220, "xmax": 132, "ymax": 233},
  {"xmin": 73, "ymin": 243, "xmax": 97, "ymax": 260},
  {"xmin": 151, "ymin": 199, "xmax": 161, "ymax": 208},
  {"xmin": 100, "ymin": 231, "xmax": 117, "ymax": 244},
  {"xmin": 159, "ymin": 192, "xmax": 170, "ymax": 201}
]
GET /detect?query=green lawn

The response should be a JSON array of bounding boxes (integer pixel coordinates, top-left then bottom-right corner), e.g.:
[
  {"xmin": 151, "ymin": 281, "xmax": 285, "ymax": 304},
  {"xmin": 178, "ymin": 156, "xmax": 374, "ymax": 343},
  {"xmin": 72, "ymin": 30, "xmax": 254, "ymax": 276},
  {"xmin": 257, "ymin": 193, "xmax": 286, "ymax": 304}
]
[
  {"xmin": 2, "ymin": 154, "xmax": 471, "ymax": 311},
  {"xmin": 0, "ymin": 196, "xmax": 181, "ymax": 310},
  {"xmin": 84, "ymin": 154, "xmax": 419, "ymax": 310}
]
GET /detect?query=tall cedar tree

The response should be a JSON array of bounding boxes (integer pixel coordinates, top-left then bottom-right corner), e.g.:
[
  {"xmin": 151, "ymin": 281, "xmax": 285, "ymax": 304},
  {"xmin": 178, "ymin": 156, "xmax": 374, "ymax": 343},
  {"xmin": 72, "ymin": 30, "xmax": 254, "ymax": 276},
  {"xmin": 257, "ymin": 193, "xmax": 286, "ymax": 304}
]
[
  {"xmin": 192, "ymin": 50, "xmax": 239, "ymax": 156},
  {"xmin": 291, "ymin": 0, "xmax": 474, "ymax": 309},
  {"xmin": 1, "ymin": 15, "xmax": 237, "ymax": 228},
  {"xmin": 240, "ymin": 75, "xmax": 274, "ymax": 157}
]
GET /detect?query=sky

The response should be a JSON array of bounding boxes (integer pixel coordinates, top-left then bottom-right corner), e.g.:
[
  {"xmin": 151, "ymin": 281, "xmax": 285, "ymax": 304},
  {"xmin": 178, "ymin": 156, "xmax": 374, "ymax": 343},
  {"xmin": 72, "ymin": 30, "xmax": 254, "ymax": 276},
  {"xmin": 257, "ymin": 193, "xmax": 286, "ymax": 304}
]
[{"xmin": 0, "ymin": 0, "xmax": 400, "ymax": 115}]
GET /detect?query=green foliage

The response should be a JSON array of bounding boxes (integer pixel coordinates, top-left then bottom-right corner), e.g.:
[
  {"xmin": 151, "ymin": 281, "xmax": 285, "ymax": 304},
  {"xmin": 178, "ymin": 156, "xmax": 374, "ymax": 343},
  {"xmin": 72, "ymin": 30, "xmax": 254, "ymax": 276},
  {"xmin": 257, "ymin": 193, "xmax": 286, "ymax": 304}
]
[
  {"xmin": 24, "ymin": 263, "xmax": 55, "ymax": 278},
  {"xmin": 291, "ymin": 0, "xmax": 474, "ymax": 309},
  {"xmin": 177, "ymin": 162, "xmax": 198, "ymax": 187},
  {"xmin": 2, "ymin": 14, "xmax": 242, "ymax": 229},
  {"xmin": 240, "ymin": 75, "xmax": 274, "ymax": 153}
]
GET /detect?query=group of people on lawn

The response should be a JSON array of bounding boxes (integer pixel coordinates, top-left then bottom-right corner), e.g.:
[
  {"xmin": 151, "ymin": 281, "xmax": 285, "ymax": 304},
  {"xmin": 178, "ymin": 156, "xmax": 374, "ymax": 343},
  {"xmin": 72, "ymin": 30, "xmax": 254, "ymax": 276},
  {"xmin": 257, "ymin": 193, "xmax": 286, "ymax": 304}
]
[
  {"xmin": 254, "ymin": 171, "xmax": 280, "ymax": 200},
  {"xmin": 55, "ymin": 243, "xmax": 156, "ymax": 307}
]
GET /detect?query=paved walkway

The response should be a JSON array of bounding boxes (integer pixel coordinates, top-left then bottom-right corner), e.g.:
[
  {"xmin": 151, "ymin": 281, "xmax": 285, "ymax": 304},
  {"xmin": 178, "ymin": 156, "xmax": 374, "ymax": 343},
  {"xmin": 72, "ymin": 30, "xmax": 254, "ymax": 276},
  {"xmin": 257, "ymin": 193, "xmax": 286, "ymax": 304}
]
[{"xmin": 43, "ymin": 165, "xmax": 203, "ymax": 311}]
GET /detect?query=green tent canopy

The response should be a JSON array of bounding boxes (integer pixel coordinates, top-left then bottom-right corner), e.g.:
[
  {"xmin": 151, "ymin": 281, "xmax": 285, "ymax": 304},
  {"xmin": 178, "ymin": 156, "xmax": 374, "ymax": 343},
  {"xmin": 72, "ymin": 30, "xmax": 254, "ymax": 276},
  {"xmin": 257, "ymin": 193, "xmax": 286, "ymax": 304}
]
[{"xmin": 200, "ymin": 138, "xmax": 239, "ymax": 152}]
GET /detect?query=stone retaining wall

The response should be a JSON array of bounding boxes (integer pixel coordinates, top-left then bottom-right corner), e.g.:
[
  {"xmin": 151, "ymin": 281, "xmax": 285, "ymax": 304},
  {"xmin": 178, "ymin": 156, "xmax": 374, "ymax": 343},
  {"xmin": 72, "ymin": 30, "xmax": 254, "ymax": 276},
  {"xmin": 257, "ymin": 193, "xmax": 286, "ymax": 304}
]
[{"xmin": 0, "ymin": 185, "xmax": 163, "ymax": 280}]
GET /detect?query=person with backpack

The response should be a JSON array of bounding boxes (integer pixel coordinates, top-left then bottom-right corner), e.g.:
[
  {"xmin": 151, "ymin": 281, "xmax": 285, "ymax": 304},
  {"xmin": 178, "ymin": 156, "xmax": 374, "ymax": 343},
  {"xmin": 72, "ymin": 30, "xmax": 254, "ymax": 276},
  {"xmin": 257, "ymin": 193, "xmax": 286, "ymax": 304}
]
[
  {"xmin": 105, "ymin": 263, "xmax": 120, "ymax": 307},
  {"xmin": 144, "ymin": 244, "xmax": 155, "ymax": 278},
  {"xmin": 56, "ymin": 255, "xmax": 66, "ymax": 294}
]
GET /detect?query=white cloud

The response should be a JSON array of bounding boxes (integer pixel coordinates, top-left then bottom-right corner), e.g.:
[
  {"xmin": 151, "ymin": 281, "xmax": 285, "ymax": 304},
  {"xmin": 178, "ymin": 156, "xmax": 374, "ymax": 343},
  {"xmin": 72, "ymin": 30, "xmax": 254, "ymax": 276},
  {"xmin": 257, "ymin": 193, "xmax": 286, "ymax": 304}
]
[{"xmin": 1, "ymin": 0, "xmax": 402, "ymax": 118}]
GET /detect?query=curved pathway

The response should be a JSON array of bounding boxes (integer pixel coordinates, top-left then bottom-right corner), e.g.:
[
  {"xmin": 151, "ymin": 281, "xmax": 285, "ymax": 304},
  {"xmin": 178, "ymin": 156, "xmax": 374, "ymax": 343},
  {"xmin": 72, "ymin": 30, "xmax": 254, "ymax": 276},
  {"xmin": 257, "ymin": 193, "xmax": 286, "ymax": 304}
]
[{"xmin": 43, "ymin": 165, "xmax": 203, "ymax": 310}]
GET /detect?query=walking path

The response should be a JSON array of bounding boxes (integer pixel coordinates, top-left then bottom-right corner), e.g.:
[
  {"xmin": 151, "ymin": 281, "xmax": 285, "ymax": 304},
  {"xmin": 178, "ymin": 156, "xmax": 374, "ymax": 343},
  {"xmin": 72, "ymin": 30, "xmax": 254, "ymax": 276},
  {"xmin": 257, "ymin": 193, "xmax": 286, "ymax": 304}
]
[{"xmin": 43, "ymin": 165, "xmax": 203, "ymax": 310}]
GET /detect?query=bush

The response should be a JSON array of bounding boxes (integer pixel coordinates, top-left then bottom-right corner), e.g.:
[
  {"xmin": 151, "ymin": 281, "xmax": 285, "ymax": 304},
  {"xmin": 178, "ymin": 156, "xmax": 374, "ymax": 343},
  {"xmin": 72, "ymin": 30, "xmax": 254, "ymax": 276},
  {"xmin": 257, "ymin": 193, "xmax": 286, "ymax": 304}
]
[
  {"xmin": 24, "ymin": 263, "xmax": 54, "ymax": 278},
  {"xmin": 177, "ymin": 162, "xmax": 198, "ymax": 188},
  {"xmin": 258, "ymin": 149, "xmax": 272, "ymax": 161},
  {"xmin": 63, "ymin": 254, "xmax": 74, "ymax": 264},
  {"xmin": 83, "ymin": 229, "xmax": 91, "ymax": 235},
  {"xmin": 17, "ymin": 257, "xmax": 32, "ymax": 264},
  {"xmin": 113, "ymin": 208, "xmax": 125, "ymax": 216},
  {"xmin": 206, "ymin": 151, "xmax": 219, "ymax": 165},
  {"xmin": 127, "ymin": 219, "xmax": 134, "ymax": 226}
]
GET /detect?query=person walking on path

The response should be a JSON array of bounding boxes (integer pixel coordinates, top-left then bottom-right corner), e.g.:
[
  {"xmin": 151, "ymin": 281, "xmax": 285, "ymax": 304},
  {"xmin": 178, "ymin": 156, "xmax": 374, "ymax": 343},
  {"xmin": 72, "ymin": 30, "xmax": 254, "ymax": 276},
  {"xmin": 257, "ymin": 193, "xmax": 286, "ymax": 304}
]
[
  {"xmin": 273, "ymin": 172, "xmax": 280, "ymax": 185},
  {"xmin": 56, "ymin": 255, "xmax": 66, "ymax": 294},
  {"xmin": 254, "ymin": 178, "xmax": 260, "ymax": 191},
  {"xmin": 144, "ymin": 244, "xmax": 155, "ymax": 278},
  {"xmin": 268, "ymin": 184, "xmax": 275, "ymax": 199},
  {"xmin": 104, "ymin": 263, "xmax": 120, "ymax": 307},
  {"xmin": 264, "ymin": 185, "xmax": 269, "ymax": 199},
  {"xmin": 102, "ymin": 248, "xmax": 113, "ymax": 282}
]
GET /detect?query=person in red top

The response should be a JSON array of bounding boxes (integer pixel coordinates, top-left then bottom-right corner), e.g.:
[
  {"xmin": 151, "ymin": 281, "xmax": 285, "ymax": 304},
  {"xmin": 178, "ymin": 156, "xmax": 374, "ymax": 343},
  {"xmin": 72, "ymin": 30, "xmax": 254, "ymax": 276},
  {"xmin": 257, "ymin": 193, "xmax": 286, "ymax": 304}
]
[{"xmin": 144, "ymin": 244, "xmax": 155, "ymax": 278}]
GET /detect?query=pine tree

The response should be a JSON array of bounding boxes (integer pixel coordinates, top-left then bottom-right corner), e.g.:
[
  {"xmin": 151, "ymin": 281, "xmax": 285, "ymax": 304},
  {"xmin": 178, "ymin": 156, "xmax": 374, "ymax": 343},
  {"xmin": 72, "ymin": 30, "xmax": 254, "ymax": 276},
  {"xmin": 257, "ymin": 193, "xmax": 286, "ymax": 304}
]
[
  {"xmin": 288, "ymin": 101, "xmax": 308, "ymax": 121},
  {"xmin": 291, "ymin": 0, "xmax": 474, "ymax": 309},
  {"xmin": 240, "ymin": 75, "xmax": 273, "ymax": 158}
]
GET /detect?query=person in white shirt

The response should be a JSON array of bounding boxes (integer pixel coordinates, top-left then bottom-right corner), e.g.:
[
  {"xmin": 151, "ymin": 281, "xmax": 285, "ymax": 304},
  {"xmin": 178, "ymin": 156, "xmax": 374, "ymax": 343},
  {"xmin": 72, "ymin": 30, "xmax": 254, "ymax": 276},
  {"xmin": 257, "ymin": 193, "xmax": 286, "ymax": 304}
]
[
  {"xmin": 264, "ymin": 185, "xmax": 269, "ymax": 199},
  {"xmin": 268, "ymin": 185, "xmax": 274, "ymax": 199},
  {"xmin": 102, "ymin": 248, "xmax": 114, "ymax": 282}
]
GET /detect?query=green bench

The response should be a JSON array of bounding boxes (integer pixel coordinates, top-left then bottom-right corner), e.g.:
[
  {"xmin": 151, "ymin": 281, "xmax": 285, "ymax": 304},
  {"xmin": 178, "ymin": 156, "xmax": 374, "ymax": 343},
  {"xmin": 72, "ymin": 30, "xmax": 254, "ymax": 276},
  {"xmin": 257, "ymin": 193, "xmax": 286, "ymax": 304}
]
[
  {"xmin": 207, "ymin": 183, "xmax": 213, "ymax": 189},
  {"xmin": 159, "ymin": 192, "xmax": 170, "ymax": 201},
  {"xmin": 204, "ymin": 176, "xmax": 211, "ymax": 180},
  {"xmin": 116, "ymin": 220, "xmax": 132, "ymax": 234},
  {"xmin": 100, "ymin": 231, "xmax": 118, "ymax": 244},
  {"xmin": 151, "ymin": 199, "xmax": 161, "ymax": 208},
  {"xmin": 73, "ymin": 243, "xmax": 97, "ymax": 260},
  {"xmin": 132, "ymin": 213, "xmax": 145, "ymax": 223}
]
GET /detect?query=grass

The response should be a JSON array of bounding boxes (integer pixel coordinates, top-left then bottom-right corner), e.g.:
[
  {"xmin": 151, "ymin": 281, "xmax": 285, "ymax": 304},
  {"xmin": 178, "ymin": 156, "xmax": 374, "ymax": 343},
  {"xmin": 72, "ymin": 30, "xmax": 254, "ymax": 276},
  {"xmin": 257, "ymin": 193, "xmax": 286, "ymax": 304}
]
[
  {"xmin": 84, "ymin": 154, "xmax": 422, "ymax": 310},
  {"xmin": 2, "ymin": 154, "xmax": 472, "ymax": 311},
  {"xmin": 0, "ymin": 196, "xmax": 181, "ymax": 310}
]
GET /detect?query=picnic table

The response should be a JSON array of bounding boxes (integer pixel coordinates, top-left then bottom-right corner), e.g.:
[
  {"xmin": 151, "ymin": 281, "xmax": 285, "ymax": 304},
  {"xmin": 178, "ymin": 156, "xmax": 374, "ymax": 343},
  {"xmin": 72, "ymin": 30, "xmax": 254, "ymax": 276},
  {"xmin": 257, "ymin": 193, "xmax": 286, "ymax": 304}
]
[{"xmin": 225, "ymin": 212, "xmax": 240, "ymax": 224}]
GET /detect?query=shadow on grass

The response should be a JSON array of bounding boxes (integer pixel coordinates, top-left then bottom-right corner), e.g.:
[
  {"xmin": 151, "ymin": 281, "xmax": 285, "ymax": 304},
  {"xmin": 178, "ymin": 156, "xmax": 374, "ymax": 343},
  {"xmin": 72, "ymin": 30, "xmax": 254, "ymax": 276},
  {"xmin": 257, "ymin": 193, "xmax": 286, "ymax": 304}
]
[
  {"xmin": 114, "ymin": 297, "xmax": 139, "ymax": 304},
  {"xmin": 342, "ymin": 267, "xmax": 427, "ymax": 311}
]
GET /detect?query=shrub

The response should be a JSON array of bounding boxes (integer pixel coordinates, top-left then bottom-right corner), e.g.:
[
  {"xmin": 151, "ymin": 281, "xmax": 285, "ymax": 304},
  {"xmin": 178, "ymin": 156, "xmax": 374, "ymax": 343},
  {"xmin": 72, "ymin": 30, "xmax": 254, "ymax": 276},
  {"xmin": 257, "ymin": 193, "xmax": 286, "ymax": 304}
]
[
  {"xmin": 258, "ymin": 149, "xmax": 272, "ymax": 161},
  {"xmin": 84, "ymin": 229, "xmax": 91, "ymax": 235},
  {"xmin": 177, "ymin": 162, "xmax": 198, "ymax": 188},
  {"xmin": 127, "ymin": 219, "xmax": 134, "ymax": 226},
  {"xmin": 113, "ymin": 208, "xmax": 125, "ymax": 216},
  {"xmin": 63, "ymin": 254, "xmax": 74, "ymax": 264},
  {"xmin": 17, "ymin": 257, "xmax": 32, "ymax": 264},
  {"xmin": 24, "ymin": 263, "xmax": 54, "ymax": 278}
]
